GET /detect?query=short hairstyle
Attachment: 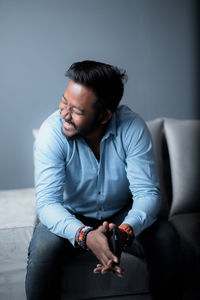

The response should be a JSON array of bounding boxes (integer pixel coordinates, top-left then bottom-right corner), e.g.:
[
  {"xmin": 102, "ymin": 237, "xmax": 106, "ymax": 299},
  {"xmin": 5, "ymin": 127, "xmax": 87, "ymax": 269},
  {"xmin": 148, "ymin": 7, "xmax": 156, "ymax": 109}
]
[{"xmin": 65, "ymin": 60, "xmax": 127, "ymax": 112}]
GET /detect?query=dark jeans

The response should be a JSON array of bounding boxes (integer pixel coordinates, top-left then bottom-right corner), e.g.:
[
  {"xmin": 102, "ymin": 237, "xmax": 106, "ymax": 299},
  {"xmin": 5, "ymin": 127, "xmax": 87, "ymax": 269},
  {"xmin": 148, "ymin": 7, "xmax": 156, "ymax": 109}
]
[{"xmin": 25, "ymin": 215, "xmax": 183, "ymax": 300}]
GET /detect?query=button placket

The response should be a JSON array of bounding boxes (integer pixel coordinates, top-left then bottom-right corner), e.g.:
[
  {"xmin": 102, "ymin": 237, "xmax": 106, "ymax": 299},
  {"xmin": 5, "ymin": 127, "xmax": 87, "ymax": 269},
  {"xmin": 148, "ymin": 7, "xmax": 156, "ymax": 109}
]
[
  {"xmin": 87, "ymin": 146, "xmax": 99, "ymax": 172},
  {"xmin": 96, "ymin": 142, "xmax": 105, "ymax": 219}
]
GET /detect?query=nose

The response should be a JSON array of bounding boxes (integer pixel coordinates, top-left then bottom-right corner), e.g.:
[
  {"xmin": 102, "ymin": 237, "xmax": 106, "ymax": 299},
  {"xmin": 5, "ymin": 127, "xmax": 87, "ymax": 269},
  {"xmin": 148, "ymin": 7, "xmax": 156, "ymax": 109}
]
[
  {"xmin": 65, "ymin": 110, "xmax": 72, "ymax": 121},
  {"xmin": 61, "ymin": 107, "xmax": 72, "ymax": 120}
]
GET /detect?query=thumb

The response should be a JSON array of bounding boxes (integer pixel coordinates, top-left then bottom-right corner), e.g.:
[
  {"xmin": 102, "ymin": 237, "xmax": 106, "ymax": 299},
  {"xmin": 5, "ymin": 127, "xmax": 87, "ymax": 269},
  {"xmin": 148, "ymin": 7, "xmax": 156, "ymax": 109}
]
[{"xmin": 102, "ymin": 221, "xmax": 109, "ymax": 231}]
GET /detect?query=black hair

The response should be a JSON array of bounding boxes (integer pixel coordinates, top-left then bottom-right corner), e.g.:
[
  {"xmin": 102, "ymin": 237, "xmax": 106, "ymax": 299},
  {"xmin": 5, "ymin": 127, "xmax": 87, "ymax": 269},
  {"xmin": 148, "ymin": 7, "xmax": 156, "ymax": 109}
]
[{"xmin": 65, "ymin": 60, "xmax": 127, "ymax": 112}]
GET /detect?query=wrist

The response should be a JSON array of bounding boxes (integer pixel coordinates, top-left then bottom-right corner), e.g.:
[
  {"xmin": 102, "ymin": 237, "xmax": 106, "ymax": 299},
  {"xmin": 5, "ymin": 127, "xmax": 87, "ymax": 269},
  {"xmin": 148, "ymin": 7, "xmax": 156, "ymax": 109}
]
[
  {"xmin": 75, "ymin": 226, "xmax": 94, "ymax": 250},
  {"xmin": 118, "ymin": 224, "xmax": 134, "ymax": 246},
  {"xmin": 75, "ymin": 226, "xmax": 84, "ymax": 244}
]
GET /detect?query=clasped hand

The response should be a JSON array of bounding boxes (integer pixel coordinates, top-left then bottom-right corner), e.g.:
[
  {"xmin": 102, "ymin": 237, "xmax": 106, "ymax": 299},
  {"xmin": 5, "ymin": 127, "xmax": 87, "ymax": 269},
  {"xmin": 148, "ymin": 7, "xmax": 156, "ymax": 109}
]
[{"xmin": 86, "ymin": 221, "xmax": 127, "ymax": 277}]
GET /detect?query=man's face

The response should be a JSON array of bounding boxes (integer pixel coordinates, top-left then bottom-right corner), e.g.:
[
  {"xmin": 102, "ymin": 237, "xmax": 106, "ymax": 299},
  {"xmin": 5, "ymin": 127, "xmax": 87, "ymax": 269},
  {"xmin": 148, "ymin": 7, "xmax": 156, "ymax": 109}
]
[{"xmin": 59, "ymin": 80, "xmax": 99, "ymax": 138}]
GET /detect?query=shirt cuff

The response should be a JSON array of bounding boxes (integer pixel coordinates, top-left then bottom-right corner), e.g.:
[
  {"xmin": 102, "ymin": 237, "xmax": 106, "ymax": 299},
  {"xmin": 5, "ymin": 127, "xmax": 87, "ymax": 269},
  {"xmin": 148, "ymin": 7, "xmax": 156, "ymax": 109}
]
[
  {"xmin": 121, "ymin": 215, "xmax": 145, "ymax": 237},
  {"xmin": 122, "ymin": 213, "xmax": 157, "ymax": 237},
  {"xmin": 64, "ymin": 219, "xmax": 84, "ymax": 246}
]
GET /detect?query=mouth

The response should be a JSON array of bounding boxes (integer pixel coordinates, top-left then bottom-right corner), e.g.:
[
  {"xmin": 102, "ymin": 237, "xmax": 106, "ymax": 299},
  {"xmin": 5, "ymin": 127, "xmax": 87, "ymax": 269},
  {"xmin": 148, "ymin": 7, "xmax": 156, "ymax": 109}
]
[{"xmin": 63, "ymin": 120, "xmax": 76, "ymax": 131}]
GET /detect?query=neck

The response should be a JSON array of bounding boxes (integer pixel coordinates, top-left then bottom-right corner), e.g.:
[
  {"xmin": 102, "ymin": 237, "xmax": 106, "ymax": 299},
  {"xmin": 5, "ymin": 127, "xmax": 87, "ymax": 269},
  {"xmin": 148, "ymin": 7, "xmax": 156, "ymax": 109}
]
[{"xmin": 84, "ymin": 124, "xmax": 107, "ymax": 147}]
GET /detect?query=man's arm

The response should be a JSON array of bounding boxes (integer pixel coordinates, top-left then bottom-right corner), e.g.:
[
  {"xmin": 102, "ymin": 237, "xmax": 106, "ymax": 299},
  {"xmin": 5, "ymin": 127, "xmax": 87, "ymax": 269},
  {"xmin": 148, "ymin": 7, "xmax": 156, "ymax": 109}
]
[
  {"xmin": 93, "ymin": 115, "xmax": 161, "ymax": 276},
  {"xmin": 34, "ymin": 120, "xmax": 84, "ymax": 245},
  {"xmin": 122, "ymin": 114, "xmax": 161, "ymax": 236}
]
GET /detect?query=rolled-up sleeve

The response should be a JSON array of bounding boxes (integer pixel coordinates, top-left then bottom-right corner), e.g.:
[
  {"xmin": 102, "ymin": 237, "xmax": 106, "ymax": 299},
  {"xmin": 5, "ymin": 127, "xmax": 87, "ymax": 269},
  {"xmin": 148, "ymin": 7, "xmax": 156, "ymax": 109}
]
[
  {"xmin": 34, "ymin": 121, "xmax": 84, "ymax": 245},
  {"xmin": 122, "ymin": 116, "xmax": 161, "ymax": 236}
]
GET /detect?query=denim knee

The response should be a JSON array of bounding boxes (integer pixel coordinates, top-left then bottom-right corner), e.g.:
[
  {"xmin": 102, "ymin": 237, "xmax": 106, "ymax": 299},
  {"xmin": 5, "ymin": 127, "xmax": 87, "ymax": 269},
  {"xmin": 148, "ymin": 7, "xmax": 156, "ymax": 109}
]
[{"xmin": 28, "ymin": 223, "xmax": 68, "ymax": 265}]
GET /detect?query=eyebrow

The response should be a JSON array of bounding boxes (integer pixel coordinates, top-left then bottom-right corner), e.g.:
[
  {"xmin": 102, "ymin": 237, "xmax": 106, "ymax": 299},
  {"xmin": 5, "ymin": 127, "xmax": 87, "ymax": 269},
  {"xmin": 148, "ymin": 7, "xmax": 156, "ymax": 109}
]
[{"xmin": 62, "ymin": 94, "xmax": 85, "ymax": 113}]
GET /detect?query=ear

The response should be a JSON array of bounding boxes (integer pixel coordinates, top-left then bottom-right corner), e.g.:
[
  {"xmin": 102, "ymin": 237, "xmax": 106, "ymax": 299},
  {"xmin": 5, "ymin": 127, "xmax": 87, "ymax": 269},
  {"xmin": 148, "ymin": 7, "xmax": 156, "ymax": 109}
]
[{"xmin": 100, "ymin": 109, "xmax": 112, "ymax": 125}]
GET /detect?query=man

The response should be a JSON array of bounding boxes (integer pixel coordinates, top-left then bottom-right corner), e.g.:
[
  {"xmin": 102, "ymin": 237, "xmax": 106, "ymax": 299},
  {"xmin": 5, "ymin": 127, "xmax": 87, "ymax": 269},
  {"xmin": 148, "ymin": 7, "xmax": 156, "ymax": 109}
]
[{"xmin": 25, "ymin": 60, "xmax": 181, "ymax": 300}]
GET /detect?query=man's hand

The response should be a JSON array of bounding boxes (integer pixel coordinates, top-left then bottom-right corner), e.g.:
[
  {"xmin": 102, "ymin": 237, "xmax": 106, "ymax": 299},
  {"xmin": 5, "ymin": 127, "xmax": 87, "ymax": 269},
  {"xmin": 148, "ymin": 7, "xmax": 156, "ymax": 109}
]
[{"xmin": 86, "ymin": 221, "xmax": 127, "ymax": 277}]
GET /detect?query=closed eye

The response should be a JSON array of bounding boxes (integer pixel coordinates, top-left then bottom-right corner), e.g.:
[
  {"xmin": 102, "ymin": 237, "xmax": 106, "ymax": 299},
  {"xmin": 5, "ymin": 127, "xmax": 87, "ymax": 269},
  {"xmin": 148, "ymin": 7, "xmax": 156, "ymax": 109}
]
[
  {"xmin": 62, "ymin": 97, "xmax": 68, "ymax": 105},
  {"xmin": 61, "ymin": 96, "xmax": 85, "ymax": 116},
  {"xmin": 72, "ymin": 109, "xmax": 84, "ymax": 115}
]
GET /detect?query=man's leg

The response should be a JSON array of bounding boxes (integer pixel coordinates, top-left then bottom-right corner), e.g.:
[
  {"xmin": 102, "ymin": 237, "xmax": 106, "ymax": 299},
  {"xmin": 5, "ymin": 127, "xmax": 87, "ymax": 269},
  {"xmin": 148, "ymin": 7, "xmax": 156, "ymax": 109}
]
[
  {"xmin": 125, "ymin": 218, "xmax": 183, "ymax": 300},
  {"xmin": 25, "ymin": 222, "xmax": 83, "ymax": 300}
]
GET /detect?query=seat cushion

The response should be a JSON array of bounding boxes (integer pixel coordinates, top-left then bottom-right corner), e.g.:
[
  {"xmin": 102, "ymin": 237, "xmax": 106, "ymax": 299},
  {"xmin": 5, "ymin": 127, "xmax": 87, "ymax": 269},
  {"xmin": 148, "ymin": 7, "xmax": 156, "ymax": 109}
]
[
  {"xmin": 61, "ymin": 251, "xmax": 150, "ymax": 300},
  {"xmin": 0, "ymin": 188, "xmax": 36, "ymax": 300},
  {"xmin": 0, "ymin": 188, "xmax": 36, "ymax": 229},
  {"xmin": 170, "ymin": 213, "xmax": 200, "ymax": 291}
]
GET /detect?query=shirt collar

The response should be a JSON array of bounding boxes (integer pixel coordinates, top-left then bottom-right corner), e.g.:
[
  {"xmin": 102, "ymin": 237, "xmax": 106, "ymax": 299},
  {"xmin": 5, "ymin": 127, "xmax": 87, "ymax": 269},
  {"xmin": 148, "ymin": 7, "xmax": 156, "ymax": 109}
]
[{"xmin": 102, "ymin": 111, "xmax": 117, "ymax": 141}]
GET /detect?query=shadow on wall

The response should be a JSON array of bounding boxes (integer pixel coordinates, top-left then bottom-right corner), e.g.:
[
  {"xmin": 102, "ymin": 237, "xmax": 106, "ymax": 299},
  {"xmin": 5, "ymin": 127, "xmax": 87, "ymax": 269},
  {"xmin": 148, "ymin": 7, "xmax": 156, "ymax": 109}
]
[{"xmin": 195, "ymin": 0, "xmax": 200, "ymax": 117}]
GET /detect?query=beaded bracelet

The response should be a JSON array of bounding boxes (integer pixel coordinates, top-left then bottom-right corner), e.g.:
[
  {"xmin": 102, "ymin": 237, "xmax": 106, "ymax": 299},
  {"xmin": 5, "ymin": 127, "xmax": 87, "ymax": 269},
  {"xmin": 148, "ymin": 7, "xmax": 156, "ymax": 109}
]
[
  {"xmin": 76, "ymin": 226, "xmax": 93, "ymax": 250},
  {"xmin": 118, "ymin": 224, "xmax": 134, "ymax": 236}
]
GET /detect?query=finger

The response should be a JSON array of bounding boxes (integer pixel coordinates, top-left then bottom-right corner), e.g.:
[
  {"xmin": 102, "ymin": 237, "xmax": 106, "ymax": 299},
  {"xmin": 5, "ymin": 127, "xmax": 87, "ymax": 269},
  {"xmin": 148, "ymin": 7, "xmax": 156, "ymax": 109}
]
[
  {"xmin": 113, "ymin": 265, "xmax": 124, "ymax": 276},
  {"xmin": 94, "ymin": 265, "xmax": 124, "ymax": 278},
  {"xmin": 101, "ymin": 265, "xmax": 123, "ymax": 277},
  {"xmin": 93, "ymin": 265, "xmax": 102, "ymax": 272},
  {"xmin": 101, "ymin": 254, "xmax": 122, "ymax": 275},
  {"xmin": 102, "ymin": 263, "xmax": 123, "ymax": 276},
  {"xmin": 106, "ymin": 262, "xmax": 124, "ymax": 274},
  {"xmin": 100, "ymin": 259, "xmax": 114, "ymax": 270},
  {"xmin": 107, "ymin": 246, "xmax": 119, "ymax": 263},
  {"xmin": 101, "ymin": 266, "xmax": 111, "ymax": 274},
  {"xmin": 107, "ymin": 259, "xmax": 114, "ymax": 268},
  {"xmin": 98, "ymin": 247, "xmax": 118, "ymax": 266},
  {"xmin": 102, "ymin": 221, "xmax": 109, "ymax": 231},
  {"xmin": 108, "ymin": 223, "xmax": 116, "ymax": 230},
  {"xmin": 94, "ymin": 266, "xmax": 113, "ymax": 275},
  {"xmin": 93, "ymin": 267, "xmax": 102, "ymax": 273},
  {"xmin": 93, "ymin": 265, "xmax": 112, "ymax": 274},
  {"xmin": 104, "ymin": 248, "xmax": 119, "ymax": 264},
  {"xmin": 93, "ymin": 250, "xmax": 113, "ymax": 268},
  {"xmin": 98, "ymin": 223, "xmax": 108, "ymax": 234}
]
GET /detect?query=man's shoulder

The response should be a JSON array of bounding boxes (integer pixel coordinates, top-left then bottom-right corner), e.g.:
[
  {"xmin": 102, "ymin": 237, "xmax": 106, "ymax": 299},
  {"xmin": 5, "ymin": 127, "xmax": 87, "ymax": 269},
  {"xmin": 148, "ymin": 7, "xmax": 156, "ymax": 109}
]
[
  {"xmin": 115, "ymin": 105, "xmax": 146, "ymax": 131},
  {"xmin": 42, "ymin": 109, "xmax": 62, "ymax": 128},
  {"xmin": 114, "ymin": 105, "xmax": 152, "ymax": 151},
  {"xmin": 37, "ymin": 110, "xmax": 66, "ymax": 146}
]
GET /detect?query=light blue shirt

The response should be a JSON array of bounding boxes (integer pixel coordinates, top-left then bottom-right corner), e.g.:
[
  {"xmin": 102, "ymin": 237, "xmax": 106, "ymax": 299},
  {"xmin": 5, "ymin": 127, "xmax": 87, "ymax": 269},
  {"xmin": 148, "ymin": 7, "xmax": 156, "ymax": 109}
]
[{"xmin": 34, "ymin": 105, "xmax": 161, "ymax": 245}]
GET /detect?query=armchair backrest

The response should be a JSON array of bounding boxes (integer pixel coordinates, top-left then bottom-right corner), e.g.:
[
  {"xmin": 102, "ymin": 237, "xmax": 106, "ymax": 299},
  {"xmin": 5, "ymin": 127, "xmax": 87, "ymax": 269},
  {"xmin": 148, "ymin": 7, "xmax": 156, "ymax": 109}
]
[{"xmin": 147, "ymin": 118, "xmax": 200, "ymax": 219}]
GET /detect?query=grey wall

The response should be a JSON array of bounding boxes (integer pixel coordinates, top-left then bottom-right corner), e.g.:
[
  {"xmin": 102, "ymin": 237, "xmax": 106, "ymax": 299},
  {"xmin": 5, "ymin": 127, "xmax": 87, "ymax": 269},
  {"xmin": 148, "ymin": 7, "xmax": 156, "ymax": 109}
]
[{"xmin": 0, "ymin": 0, "xmax": 199, "ymax": 189}]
